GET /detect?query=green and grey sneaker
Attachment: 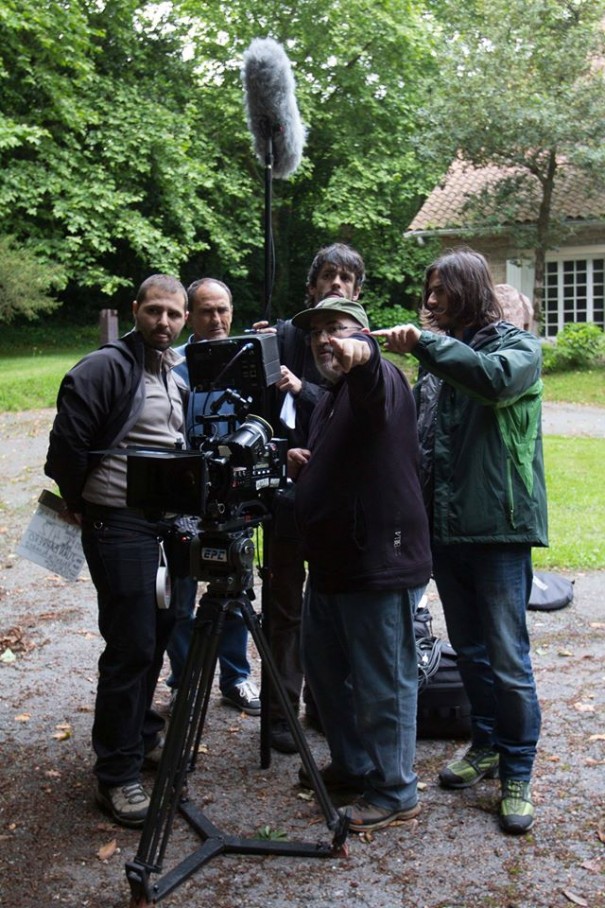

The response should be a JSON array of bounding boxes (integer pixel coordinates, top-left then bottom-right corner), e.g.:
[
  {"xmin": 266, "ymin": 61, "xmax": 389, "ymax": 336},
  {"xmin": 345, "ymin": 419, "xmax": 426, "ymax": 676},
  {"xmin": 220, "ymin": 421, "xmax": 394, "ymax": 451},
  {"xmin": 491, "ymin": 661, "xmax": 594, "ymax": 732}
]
[
  {"xmin": 439, "ymin": 746, "xmax": 500, "ymax": 789},
  {"xmin": 499, "ymin": 779, "xmax": 535, "ymax": 834}
]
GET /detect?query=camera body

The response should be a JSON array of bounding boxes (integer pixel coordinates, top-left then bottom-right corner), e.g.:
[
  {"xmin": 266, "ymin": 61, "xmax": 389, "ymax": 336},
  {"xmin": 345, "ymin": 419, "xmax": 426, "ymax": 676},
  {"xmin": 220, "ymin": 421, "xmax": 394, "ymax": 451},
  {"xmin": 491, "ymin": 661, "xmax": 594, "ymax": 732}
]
[{"xmin": 125, "ymin": 334, "xmax": 287, "ymax": 591}]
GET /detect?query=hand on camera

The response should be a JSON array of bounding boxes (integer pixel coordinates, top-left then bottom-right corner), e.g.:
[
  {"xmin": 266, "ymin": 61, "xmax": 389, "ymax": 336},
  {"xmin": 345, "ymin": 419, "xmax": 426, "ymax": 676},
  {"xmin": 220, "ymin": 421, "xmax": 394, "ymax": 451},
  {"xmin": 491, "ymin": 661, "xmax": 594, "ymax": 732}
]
[{"xmin": 276, "ymin": 365, "xmax": 302, "ymax": 396}]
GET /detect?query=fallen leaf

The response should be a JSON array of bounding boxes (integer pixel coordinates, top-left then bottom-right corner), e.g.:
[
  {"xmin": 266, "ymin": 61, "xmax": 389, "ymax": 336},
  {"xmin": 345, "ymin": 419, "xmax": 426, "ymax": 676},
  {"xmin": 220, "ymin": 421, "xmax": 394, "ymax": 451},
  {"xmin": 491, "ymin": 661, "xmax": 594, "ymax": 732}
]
[
  {"xmin": 558, "ymin": 649, "xmax": 573, "ymax": 657},
  {"xmin": 297, "ymin": 790, "xmax": 314, "ymax": 802},
  {"xmin": 598, "ymin": 819, "xmax": 605, "ymax": 844},
  {"xmin": 0, "ymin": 649, "xmax": 16, "ymax": 663},
  {"xmin": 545, "ymin": 754, "xmax": 561, "ymax": 762},
  {"xmin": 562, "ymin": 890, "xmax": 588, "ymax": 906},
  {"xmin": 44, "ymin": 770, "xmax": 61, "ymax": 778},
  {"xmin": 589, "ymin": 622, "xmax": 605, "ymax": 629},
  {"xmin": 580, "ymin": 858, "xmax": 602, "ymax": 873},
  {"xmin": 573, "ymin": 702, "xmax": 595, "ymax": 713},
  {"xmin": 15, "ymin": 713, "xmax": 30, "ymax": 722},
  {"xmin": 52, "ymin": 723, "xmax": 72, "ymax": 741},
  {"xmin": 417, "ymin": 781, "xmax": 428, "ymax": 791},
  {"xmin": 97, "ymin": 838, "xmax": 118, "ymax": 861},
  {"xmin": 585, "ymin": 758, "xmax": 605, "ymax": 766},
  {"xmin": 589, "ymin": 733, "xmax": 605, "ymax": 741}
]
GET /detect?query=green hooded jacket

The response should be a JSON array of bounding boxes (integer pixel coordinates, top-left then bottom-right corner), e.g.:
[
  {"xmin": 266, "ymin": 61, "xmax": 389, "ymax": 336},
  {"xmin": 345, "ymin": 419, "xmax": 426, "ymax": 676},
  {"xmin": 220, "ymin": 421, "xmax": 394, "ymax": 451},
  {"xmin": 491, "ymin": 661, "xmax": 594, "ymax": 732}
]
[{"xmin": 412, "ymin": 322, "xmax": 548, "ymax": 546}]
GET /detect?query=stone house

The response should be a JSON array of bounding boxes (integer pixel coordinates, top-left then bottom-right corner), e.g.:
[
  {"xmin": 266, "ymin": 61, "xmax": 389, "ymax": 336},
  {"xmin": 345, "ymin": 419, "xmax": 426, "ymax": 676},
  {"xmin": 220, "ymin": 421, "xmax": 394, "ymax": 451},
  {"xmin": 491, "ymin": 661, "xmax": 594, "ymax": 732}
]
[{"xmin": 406, "ymin": 157, "xmax": 605, "ymax": 338}]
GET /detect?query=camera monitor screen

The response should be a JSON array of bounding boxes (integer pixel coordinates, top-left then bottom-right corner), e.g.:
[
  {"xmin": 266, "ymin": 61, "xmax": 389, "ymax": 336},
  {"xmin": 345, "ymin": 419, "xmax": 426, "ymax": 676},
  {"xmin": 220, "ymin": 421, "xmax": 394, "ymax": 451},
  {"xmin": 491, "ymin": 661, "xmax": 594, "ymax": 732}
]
[{"xmin": 185, "ymin": 334, "xmax": 281, "ymax": 395}]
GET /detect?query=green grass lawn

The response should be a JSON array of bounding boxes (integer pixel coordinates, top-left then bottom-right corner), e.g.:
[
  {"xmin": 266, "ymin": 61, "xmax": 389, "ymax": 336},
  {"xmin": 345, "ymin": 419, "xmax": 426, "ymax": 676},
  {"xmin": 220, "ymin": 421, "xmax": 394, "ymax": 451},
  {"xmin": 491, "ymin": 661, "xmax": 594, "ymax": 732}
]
[{"xmin": 533, "ymin": 437, "xmax": 604, "ymax": 571}]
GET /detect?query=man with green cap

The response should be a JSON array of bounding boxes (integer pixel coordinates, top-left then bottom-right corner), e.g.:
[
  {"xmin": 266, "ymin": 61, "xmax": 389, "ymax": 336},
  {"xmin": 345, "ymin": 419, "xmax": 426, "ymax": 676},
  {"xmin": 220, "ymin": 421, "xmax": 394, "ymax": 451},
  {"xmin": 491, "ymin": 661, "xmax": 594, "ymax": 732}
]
[{"xmin": 288, "ymin": 296, "xmax": 432, "ymax": 834}]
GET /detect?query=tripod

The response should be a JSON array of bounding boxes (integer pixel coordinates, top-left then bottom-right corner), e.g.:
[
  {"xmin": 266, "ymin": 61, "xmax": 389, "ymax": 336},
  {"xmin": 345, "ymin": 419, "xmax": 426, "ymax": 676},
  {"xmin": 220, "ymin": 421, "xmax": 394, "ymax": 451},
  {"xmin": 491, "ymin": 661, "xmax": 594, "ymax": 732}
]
[{"xmin": 126, "ymin": 562, "xmax": 349, "ymax": 906}]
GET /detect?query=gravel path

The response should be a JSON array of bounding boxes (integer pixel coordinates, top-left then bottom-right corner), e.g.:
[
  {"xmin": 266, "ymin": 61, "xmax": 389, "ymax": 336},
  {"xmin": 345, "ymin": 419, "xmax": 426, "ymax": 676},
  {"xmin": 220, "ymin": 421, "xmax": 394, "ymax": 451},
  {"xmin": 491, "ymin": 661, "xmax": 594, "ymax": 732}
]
[{"xmin": 0, "ymin": 407, "xmax": 603, "ymax": 908}]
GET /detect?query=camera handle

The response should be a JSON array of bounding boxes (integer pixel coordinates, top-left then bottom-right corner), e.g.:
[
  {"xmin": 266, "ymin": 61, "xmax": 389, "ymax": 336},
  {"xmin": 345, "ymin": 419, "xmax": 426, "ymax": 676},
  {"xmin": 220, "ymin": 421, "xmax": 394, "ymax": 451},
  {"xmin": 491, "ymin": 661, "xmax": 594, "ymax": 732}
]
[{"xmin": 126, "ymin": 585, "xmax": 349, "ymax": 907}]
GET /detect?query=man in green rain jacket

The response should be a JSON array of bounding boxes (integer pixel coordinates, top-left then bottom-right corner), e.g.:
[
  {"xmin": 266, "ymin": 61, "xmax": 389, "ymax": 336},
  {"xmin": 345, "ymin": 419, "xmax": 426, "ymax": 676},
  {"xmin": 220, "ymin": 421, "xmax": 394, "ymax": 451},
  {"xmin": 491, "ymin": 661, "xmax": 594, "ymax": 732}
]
[{"xmin": 374, "ymin": 247, "xmax": 547, "ymax": 837}]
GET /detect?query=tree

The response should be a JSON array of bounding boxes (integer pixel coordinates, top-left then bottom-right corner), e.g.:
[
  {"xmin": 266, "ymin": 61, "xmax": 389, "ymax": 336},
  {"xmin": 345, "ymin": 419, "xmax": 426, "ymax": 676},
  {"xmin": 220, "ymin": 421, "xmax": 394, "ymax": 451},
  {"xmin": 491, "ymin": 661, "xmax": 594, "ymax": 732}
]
[
  {"xmin": 419, "ymin": 0, "xmax": 605, "ymax": 321},
  {"xmin": 0, "ymin": 0, "xmax": 441, "ymax": 323},
  {"xmin": 0, "ymin": 235, "xmax": 63, "ymax": 322},
  {"xmin": 175, "ymin": 0, "xmax": 441, "ymax": 320},
  {"xmin": 0, "ymin": 0, "xmax": 257, "ymax": 315}
]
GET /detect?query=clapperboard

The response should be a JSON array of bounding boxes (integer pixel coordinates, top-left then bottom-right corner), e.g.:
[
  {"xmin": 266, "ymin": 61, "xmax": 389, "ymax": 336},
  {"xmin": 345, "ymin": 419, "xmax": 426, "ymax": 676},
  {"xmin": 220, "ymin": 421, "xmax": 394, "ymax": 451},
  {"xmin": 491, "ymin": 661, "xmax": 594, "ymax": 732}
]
[{"xmin": 17, "ymin": 490, "xmax": 85, "ymax": 582}]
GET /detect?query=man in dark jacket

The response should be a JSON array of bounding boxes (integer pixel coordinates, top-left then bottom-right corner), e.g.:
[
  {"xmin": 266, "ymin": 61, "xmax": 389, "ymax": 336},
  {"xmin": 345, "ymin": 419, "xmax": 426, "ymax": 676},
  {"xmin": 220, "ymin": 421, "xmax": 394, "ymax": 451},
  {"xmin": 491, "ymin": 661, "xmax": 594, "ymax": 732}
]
[
  {"xmin": 289, "ymin": 297, "xmax": 432, "ymax": 834},
  {"xmin": 254, "ymin": 243, "xmax": 366, "ymax": 753},
  {"xmin": 45, "ymin": 274, "xmax": 188, "ymax": 828},
  {"xmin": 374, "ymin": 247, "xmax": 547, "ymax": 835}
]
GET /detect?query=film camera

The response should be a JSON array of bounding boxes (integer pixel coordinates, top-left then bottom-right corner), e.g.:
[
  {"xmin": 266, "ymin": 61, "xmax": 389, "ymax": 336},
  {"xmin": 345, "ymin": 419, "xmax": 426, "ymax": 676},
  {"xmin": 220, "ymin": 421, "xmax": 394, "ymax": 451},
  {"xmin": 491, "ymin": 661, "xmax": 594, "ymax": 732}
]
[{"xmin": 125, "ymin": 333, "xmax": 287, "ymax": 591}]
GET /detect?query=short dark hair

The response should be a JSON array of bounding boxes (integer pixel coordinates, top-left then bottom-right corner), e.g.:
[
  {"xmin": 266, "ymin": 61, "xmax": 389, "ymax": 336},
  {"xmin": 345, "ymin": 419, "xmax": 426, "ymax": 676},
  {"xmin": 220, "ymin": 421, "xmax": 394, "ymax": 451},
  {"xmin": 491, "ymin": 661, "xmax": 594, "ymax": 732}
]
[
  {"xmin": 423, "ymin": 248, "xmax": 503, "ymax": 330},
  {"xmin": 305, "ymin": 243, "xmax": 365, "ymax": 305},
  {"xmin": 186, "ymin": 277, "xmax": 233, "ymax": 310},
  {"xmin": 136, "ymin": 274, "xmax": 188, "ymax": 311}
]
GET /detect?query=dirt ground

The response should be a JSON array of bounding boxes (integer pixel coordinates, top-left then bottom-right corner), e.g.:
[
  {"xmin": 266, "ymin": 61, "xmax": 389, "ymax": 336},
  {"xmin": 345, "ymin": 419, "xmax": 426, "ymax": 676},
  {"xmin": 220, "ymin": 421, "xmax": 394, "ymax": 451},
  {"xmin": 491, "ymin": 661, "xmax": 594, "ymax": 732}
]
[{"xmin": 0, "ymin": 408, "xmax": 604, "ymax": 908}]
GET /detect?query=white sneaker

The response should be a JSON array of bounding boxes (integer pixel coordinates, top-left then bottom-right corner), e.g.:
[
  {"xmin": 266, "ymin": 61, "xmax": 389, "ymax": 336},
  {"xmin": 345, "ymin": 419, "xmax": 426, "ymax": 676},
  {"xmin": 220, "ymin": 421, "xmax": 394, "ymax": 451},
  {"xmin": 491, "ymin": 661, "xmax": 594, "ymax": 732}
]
[{"xmin": 221, "ymin": 679, "xmax": 261, "ymax": 716}]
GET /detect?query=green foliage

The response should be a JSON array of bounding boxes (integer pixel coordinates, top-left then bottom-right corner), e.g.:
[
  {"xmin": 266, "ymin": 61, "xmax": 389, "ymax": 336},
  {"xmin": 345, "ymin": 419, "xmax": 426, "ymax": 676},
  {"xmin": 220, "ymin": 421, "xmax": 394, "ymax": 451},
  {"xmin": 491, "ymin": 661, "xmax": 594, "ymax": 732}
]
[
  {"xmin": 0, "ymin": 0, "xmax": 442, "ymax": 324},
  {"xmin": 363, "ymin": 301, "xmax": 419, "ymax": 331},
  {"xmin": 541, "ymin": 323, "xmax": 605, "ymax": 372},
  {"xmin": 0, "ymin": 234, "xmax": 64, "ymax": 322}
]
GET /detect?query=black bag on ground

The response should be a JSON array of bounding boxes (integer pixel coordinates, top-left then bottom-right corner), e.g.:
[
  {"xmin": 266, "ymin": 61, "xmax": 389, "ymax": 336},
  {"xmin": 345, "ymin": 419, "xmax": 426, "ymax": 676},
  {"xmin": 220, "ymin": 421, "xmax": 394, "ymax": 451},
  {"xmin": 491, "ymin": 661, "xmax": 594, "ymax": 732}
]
[
  {"xmin": 528, "ymin": 572, "xmax": 574, "ymax": 612},
  {"xmin": 414, "ymin": 603, "xmax": 472, "ymax": 740}
]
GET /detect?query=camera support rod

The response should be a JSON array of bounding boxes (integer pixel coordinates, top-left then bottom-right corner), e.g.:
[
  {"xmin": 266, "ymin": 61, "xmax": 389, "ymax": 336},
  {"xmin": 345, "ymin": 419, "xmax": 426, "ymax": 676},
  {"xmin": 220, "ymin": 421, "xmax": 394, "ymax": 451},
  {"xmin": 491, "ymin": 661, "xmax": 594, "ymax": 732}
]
[{"xmin": 126, "ymin": 579, "xmax": 349, "ymax": 907}]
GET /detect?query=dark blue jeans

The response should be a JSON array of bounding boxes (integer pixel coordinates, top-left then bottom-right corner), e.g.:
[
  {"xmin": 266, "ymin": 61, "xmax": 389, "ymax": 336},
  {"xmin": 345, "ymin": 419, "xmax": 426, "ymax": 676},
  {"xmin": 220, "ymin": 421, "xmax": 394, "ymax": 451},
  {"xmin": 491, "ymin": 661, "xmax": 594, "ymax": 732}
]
[
  {"xmin": 166, "ymin": 575, "xmax": 250, "ymax": 693},
  {"xmin": 432, "ymin": 542, "xmax": 541, "ymax": 781},
  {"xmin": 81, "ymin": 509, "xmax": 175, "ymax": 788},
  {"xmin": 302, "ymin": 585, "xmax": 425, "ymax": 812}
]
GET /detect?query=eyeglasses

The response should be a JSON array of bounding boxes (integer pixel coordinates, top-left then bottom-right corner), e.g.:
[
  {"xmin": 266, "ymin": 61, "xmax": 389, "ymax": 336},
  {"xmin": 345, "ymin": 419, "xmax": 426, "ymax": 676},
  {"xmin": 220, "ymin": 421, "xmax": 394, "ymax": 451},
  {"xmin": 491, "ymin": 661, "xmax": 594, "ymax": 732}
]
[{"xmin": 308, "ymin": 323, "xmax": 360, "ymax": 343}]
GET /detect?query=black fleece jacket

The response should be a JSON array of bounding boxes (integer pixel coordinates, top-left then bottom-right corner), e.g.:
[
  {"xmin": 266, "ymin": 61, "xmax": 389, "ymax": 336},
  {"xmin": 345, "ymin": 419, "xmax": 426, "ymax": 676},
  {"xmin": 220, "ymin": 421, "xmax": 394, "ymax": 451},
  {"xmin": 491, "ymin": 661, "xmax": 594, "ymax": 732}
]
[{"xmin": 294, "ymin": 335, "xmax": 432, "ymax": 593}]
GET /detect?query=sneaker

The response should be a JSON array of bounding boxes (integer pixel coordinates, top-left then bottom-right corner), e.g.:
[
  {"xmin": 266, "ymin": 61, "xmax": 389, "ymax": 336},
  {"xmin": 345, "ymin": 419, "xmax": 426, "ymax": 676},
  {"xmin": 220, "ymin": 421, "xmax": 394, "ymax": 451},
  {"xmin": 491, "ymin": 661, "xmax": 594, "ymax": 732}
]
[
  {"xmin": 344, "ymin": 797, "xmax": 421, "ymax": 833},
  {"xmin": 96, "ymin": 781, "xmax": 150, "ymax": 828},
  {"xmin": 499, "ymin": 779, "xmax": 535, "ymax": 834},
  {"xmin": 270, "ymin": 719, "xmax": 298, "ymax": 754},
  {"xmin": 439, "ymin": 746, "xmax": 500, "ymax": 789},
  {"xmin": 298, "ymin": 762, "xmax": 366, "ymax": 794},
  {"xmin": 221, "ymin": 680, "xmax": 261, "ymax": 716}
]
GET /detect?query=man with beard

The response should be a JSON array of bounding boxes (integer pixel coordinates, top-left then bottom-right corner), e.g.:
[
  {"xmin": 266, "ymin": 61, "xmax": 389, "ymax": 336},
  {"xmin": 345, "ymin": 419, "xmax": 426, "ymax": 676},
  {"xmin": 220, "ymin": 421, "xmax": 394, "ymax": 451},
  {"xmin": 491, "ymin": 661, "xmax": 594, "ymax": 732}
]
[
  {"xmin": 287, "ymin": 296, "xmax": 431, "ymax": 833},
  {"xmin": 45, "ymin": 274, "xmax": 188, "ymax": 827}
]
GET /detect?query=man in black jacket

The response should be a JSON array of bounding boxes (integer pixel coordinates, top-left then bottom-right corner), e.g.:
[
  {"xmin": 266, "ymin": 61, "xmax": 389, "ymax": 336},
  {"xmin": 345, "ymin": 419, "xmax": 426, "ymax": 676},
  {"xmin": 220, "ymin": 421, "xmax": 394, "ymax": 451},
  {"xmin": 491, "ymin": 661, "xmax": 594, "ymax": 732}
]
[
  {"xmin": 45, "ymin": 274, "xmax": 188, "ymax": 828},
  {"xmin": 255, "ymin": 243, "xmax": 366, "ymax": 753},
  {"xmin": 289, "ymin": 297, "xmax": 432, "ymax": 833}
]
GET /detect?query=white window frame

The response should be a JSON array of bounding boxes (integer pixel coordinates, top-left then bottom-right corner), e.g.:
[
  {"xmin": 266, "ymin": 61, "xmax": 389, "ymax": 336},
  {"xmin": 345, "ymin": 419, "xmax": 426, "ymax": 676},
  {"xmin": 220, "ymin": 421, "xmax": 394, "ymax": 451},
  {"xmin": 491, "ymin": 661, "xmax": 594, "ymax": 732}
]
[{"xmin": 507, "ymin": 245, "xmax": 605, "ymax": 338}]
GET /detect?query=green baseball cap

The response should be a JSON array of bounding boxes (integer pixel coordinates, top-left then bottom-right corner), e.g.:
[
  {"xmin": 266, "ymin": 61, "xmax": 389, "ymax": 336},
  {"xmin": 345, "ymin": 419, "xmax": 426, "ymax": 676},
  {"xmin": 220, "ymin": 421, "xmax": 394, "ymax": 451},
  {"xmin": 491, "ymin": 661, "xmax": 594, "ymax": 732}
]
[{"xmin": 291, "ymin": 296, "xmax": 369, "ymax": 331}]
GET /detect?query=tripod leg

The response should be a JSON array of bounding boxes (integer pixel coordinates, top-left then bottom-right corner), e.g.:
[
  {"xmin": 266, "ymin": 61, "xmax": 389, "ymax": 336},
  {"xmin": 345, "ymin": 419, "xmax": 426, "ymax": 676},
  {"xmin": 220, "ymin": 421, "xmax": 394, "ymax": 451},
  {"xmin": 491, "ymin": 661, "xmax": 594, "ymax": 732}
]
[{"xmin": 126, "ymin": 594, "xmax": 227, "ymax": 901}]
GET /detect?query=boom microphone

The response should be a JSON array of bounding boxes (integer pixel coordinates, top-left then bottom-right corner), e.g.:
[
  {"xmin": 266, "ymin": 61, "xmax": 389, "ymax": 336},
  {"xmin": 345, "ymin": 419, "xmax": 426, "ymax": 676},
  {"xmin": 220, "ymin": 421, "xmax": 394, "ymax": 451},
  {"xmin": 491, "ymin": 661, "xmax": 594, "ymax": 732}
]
[{"xmin": 242, "ymin": 37, "xmax": 306, "ymax": 179}]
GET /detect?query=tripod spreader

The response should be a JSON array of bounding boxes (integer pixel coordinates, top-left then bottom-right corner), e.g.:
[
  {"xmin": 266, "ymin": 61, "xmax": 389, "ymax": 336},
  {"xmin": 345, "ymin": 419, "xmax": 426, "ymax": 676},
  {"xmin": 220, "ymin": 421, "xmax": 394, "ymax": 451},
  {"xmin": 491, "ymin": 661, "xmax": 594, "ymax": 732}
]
[{"xmin": 126, "ymin": 583, "xmax": 349, "ymax": 907}]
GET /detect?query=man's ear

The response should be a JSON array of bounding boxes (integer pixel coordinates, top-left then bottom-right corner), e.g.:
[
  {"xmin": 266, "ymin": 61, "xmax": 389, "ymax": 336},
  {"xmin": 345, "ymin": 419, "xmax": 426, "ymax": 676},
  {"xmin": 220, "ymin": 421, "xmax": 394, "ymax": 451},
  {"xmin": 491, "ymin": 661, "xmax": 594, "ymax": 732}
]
[
  {"xmin": 361, "ymin": 327, "xmax": 370, "ymax": 334},
  {"xmin": 131, "ymin": 300, "xmax": 138, "ymax": 319}
]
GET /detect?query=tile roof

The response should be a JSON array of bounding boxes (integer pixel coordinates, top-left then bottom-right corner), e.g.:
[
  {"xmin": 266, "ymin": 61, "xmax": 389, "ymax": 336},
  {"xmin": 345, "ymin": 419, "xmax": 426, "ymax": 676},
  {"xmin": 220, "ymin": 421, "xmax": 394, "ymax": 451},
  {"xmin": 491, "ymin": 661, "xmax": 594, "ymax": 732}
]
[{"xmin": 408, "ymin": 156, "xmax": 605, "ymax": 233}]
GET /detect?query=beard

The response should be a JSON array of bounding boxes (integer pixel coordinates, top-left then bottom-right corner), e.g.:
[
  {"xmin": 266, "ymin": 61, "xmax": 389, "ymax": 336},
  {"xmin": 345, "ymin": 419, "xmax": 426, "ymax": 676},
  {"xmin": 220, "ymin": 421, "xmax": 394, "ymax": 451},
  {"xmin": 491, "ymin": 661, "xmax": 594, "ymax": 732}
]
[{"xmin": 314, "ymin": 350, "xmax": 342, "ymax": 384}]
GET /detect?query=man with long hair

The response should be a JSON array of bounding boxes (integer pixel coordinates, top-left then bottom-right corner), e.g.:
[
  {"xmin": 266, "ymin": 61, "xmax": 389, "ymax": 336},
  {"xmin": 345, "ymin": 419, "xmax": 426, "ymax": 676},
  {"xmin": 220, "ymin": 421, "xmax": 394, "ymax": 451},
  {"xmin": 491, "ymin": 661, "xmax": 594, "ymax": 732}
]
[{"xmin": 374, "ymin": 248, "xmax": 547, "ymax": 835}]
